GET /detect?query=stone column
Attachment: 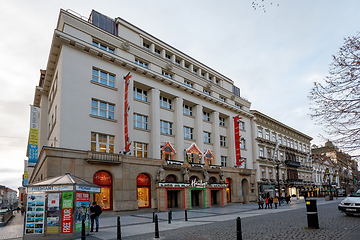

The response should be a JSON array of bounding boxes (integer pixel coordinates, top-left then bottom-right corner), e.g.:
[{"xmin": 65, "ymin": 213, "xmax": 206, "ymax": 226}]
[
  {"xmin": 174, "ymin": 97, "xmax": 184, "ymax": 161},
  {"xmin": 150, "ymin": 88, "xmax": 160, "ymax": 159},
  {"xmin": 212, "ymin": 111, "xmax": 220, "ymax": 165}
]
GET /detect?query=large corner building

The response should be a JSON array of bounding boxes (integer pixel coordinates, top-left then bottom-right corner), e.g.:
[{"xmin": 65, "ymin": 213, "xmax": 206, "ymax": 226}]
[{"xmin": 28, "ymin": 9, "xmax": 258, "ymax": 212}]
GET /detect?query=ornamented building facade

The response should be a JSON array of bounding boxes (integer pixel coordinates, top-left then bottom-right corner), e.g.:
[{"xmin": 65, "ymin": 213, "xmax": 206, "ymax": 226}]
[
  {"xmin": 28, "ymin": 9, "xmax": 257, "ymax": 212},
  {"xmin": 250, "ymin": 110, "xmax": 313, "ymax": 199}
]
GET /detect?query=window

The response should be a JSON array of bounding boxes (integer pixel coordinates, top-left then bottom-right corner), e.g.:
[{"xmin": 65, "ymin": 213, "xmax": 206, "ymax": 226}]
[
  {"xmin": 91, "ymin": 99, "xmax": 115, "ymax": 119},
  {"xmin": 92, "ymin": 40, "xmax": 114, "ymax": 54},
  {"xmin": 272, "ymin": 134, "xmax": 276, "ymax": 142},
  {"xmin": 175, "ymin": 58, "xmax": 180, "ymax": 65},
  {"xmin": 259, "ymin": 147, "xmax": 264, "ymax": 157},
  {"xmin": 135, "ymin": 59, "xmax": 148, "ymax": 68},
  {"xmin": 219, "ymin": 117, "xmax": 225, "ymax": 127},
  {"xmin": 133, "ymin": 87, "xmax": 147, "ymax": 102},
  {"xmin": 290, "ymin": 141, "xmax": 294, "ymax": 148},
  {"xmin": 133, "ymin": 142, "xmax": 148, "ymax": 158},
  {"xmin": 184, "ymin": 127, "xmax": 193, "ymax": 139},
  {"xmin": 295, "ymin": 142, "xmax": 298, "ymax": 150},
  {"xmin": 278, "ymin": 135, "xmax": 282, "ymax": 144},
  {"xmin": 162, "ymin": 71, "xmax": 173, "ymax": 79},
  {"xmin": 185, "ymin": 64, "xmax": 189, "ymax": 70},
  {"xmin": 284, "ymin": 138, "xmax": 287, "ymax": 146},
  {"xmin": 203, "ymin": 89, "xmax": 210, "ymax": 95},
  {"xmin": 219, "ymin": 96, "xmax": 226, "ymax": 102},
  {"xmin": 92, "ymin": 68, "xmax": 115, "ymax": 88},
  {"xmin": 265, "ymin": 131, "xmax": 270, "ymax": 140},
  {"xmin": 269, "ymin": 169, "xmax": 273, "ymax": 179},
  {"xmin": 165, "ymin": 53, "xmax": 171, "ymax": 60},
  {"xmin": 262, "ymin": 168, "xmax": 266, "ymax": 178},
  {"xmin": 204, "ymin": 132, "xmax": 211, "ymax": 143},
  {"xmin": 240, "ymin": 139, "xmax": 246, "ymax": 149},
  {"xmin": 216, "ymin": 80, "xmax": 219, "ymax": 85},
  {"xmin": 209, "ymin": 76, "xmax": 212, "ymax": 81},
  {"xmin": 143, "ymin": 42, "xmax": 150, "ymax": 49},
  {"xmin": 193, "ymin": 68, "xmax": 197, "ymax": 74},
  {"xmin": 267, "ymin": 149, "xmax": 271, "ymax": 159},
  {"xmin": 239, "ymin": 121, "xmax": 245, "ymax": 130},
  {"xmin": 201, "ymin": 72, "xmax": 205, "ymax": 78},
  {"xmin": 155, "ymin": 48, "xmax": 161, "ymax": 55},
  {"xmin": 221, "ymin": 156, "xmax": 227, "ymax": 167},
  {"xmin": 282, "ymin": 170, "xmax": 285, "ymax": 180},
  {"xmin": 280, "ymin": 152, "xmax": 284, "ymax": 161},
  {"xmin": 160, "ymin": 120, "xmax": 173, "ymax": 135},
  {"xmin": 183, "ymin": 104, "xmax": 193, "ymax": 116},
  {"xmin": 258, "ymin": 128, "xmax": 263, "ymax": 138},
  {"xmin": 133, "ymin": 113, "xmax": 148, "ymax": 130},
  {"xmin": 220, "ymin": 136, "xmax": 226, "ymax": 147},
  {"xmin": 184, "ymin": 81, "xmax": 193, "ymax": 88},
  {"xmin": 160, "ymin": 96, "xmax": 172, "ymax": 109},
  {"xmin": 91, "ymin": 132, "xmax": 114, "ymax": 153},
  {"xmin": 235, "ymin": 103, "xmax": 242, "ymax": 109},
  {"xmin": 203, "ymin": 111, "xmax": 210, "ymax": 121}
]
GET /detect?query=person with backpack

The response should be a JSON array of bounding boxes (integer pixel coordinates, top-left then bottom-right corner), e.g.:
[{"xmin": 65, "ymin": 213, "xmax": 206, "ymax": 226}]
[{"xmin": 90, "ymin": 201, "xmax": 102, "ymax": 232}]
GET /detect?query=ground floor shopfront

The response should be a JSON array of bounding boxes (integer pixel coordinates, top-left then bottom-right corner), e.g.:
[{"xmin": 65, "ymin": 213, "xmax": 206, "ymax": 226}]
[
  {"xmin": 257, "ymin": 182, "xmax": 315, "ymax": 199},
  {"xmin": 29, "ymin": 147, "xmax": 257, "ymax": 212}
]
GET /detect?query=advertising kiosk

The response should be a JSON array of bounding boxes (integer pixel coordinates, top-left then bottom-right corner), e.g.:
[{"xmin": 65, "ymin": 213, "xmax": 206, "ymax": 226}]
[{"xmin": 24, "ymin": 173, "xmax": 101, "ymax": 239}]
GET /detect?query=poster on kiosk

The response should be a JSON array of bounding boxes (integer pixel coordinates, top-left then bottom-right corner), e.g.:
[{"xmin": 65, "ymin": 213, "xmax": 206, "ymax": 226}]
[{"xmin": 24, "ymin": 173, "xmax": 101, "ymax": 239}]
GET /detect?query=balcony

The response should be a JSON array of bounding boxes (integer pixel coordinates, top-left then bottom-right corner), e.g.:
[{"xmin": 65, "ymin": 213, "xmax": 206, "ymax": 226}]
[
  {"xmin": 87, "ymin": 151, "xmax": 121, "ymax": 164},
  {"xmin": 285, "ymin": 160, "xmax": 301, "ymax": 167}
]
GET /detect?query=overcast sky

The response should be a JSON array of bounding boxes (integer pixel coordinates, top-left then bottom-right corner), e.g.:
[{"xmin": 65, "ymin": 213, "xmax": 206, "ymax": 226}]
[{"xmin": 1, "ymin": 0, "xmax": 359, "ymax": 192}]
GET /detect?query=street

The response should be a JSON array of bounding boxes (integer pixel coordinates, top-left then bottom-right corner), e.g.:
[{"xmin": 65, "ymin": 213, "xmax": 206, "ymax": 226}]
[{"xmin": 1, "ymin": 198, "xmax": 359, "ymax": 240}]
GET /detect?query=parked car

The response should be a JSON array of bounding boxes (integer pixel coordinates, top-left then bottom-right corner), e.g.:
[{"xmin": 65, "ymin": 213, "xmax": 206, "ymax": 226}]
[{"xmin": 338, "ymin": 189, "xmax": 360, "ymax": 216}]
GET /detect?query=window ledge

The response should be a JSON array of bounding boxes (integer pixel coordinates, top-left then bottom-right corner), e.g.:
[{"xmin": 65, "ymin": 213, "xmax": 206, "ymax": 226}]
[
  {"xmin": 90, "ymin": 80, "xmax": 118, "ymax": 91},
  {"xmin": 203, "ymin": 120, "xmax": 212, "ymax": 123},
  {"xmin": 220, "ymin": 125, "xmax": 227, "ymax": 129},
  {"xmin": 134, "ymin": 98, "xmax": 150, "ymax": 105},
  {"xmin": 160, "ymin": 106, "xmax": 174, "ymax": 112},
  {"xmin": 204, "ymin": 142, "xmax": 213, "ymax": 146},
  {"xmin": 161, "ymin": 133, "xmax": 175, "ymax": 137},
  {"xmin": 184, "ymin": 138, "xmax": 195, "ymax": 141},
  {"xmin": 220, "ymin": 146, "xmax": 228, "ymax": 149},
  {"xmin": 90, "ymin": 114, "xmax": 117, "ymax": 122},
  {"xmin": 134, "ymin": 127, "xmax": 150, "ymax": 132},
  {"xmin": 183, "ymin": 114, "xmax": 195, "ymax": 119}
]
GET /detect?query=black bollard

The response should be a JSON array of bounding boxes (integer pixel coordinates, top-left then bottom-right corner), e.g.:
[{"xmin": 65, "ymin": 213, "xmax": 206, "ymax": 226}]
[
  {"xmin": 185, "ymin": 209, "xmax": 188, "ymax": 221},
  {"xmin": 81, "ymin": 219, "xmax": 86, "ymax": 240},
  {"xmin": 155, "ymin": 214, "xmax": 159, "ymax": 238},
  {"xmin": 153, "ymin": 211, "xmax": 155, "ymax": 223},
  {"xmin": 170, "ymin": 211, "xmax": 173, "ymax": 221},
  {"xmin": 236, "ymin": 217, "xmax": 242, "ymax": 240},
  {"xmin": 117, "ymin": 216, "xmax": 121, "ymax": 240},
  {"xmin": 306, "ymin": 198, "xmax": 319, "ymax": 229},
  {"xmin": 168, "ymin": 211, "xmax": 171, "ymax": 224}
]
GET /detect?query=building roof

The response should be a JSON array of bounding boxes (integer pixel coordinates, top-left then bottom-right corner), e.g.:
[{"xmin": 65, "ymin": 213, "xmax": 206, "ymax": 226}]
[{"xmin": 27, "ymin": 173, "xmax": 98, "ymax": 188}]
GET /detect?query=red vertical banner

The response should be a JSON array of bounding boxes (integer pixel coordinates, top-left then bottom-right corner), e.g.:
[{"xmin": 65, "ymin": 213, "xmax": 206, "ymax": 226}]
[
  {"xmin": 124, "ymin": 72, "xmax": 132, "ymax": 153},
  {"xmin": 234, "ymin": 116, "xmax": 242, "ymax": 166}
]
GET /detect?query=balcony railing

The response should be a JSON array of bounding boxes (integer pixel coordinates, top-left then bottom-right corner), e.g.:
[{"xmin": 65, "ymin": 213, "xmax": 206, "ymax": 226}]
[{"xmin": 87, "ymin": 151, "xmax": 121, "ymax": 163}]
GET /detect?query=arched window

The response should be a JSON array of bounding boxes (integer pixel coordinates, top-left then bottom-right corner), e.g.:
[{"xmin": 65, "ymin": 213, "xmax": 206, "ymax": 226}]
[
  {"xmin": 137, "ymin": 174, "xmax": 151, "ymax": 208},
  {"xmin": 189, "ymin": 176, "xmax": 198, "ymax": 183},
  {"xmin": 209, "ymin": 177, "xmax": 217, "ymax": 183},
  {"xmin": 165, "ymin": 174, "xmax": 177, "ymax": 183},
  {"xmin": 93, "ymin": 171, "xmax": 112, "ymax": 210}
]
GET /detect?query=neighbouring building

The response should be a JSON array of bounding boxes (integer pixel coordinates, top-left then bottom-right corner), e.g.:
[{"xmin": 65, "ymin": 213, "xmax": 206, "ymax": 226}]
[
  {"xmin": 311, "ymin": 153, "xmax": 340, "ymax": 197},
  {"xmin": 312, "ymin": 141, "xmax": 358, "ymax": 195},
  {"xmin": 27, "ymin": 9, "xmax": 257, "ymax": 212},
  {"xmin": 250, "ymin": 110, "xmax": 313, "ymax": 199}
]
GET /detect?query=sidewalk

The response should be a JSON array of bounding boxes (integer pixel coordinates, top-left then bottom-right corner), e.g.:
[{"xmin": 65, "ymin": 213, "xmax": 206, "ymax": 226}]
[
  {"xmin": 0, "ymin": 211, "xmax": 24, "ymax": 240},
  {"xmin": 80, "ymin": 197, "xmax": 339, "ymax": 240}
]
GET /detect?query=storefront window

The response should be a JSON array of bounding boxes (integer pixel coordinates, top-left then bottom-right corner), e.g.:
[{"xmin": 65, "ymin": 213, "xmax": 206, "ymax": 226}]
[
  {"xmin": 226, "ymin": 178, "xmax": 231, "ymax": 202},
  {"xmin": 137, "ymin": 174, "xmax": 151, "ymax": 208},
  {"xmin": 93, "ymin": 171, "xmax": 112, "ymax": 210}
]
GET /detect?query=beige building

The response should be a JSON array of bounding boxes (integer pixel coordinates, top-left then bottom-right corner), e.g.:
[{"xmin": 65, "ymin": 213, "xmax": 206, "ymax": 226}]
[
  {"xmin": 250, "ymin": 110, "xmax": 313, "ymax": 199},
  {"xmin": 28, "ymin": 9, "xmax": 257, "ymax": 212}
]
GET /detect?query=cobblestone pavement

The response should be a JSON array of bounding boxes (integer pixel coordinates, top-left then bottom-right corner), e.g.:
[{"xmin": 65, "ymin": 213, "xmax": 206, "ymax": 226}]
[
  {"xmin": 0, "ymin": 211, "xmax": 24, "ymax": 240},
  {"xmin": 118, "ymin": 200, "xmax": 360, "ymax": 240}
]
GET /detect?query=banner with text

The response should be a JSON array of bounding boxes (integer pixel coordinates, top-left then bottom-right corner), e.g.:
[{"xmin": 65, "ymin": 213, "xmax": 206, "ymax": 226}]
[{"xmin": 28, "ymin": 106, "xmax": 39, "ymax": 167}]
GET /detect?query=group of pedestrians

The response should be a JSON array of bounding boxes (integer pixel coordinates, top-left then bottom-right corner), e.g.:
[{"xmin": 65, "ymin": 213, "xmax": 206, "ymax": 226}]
[{"xmin": 258, "ymin": 194, "xmax": 291, "ymax": 210}]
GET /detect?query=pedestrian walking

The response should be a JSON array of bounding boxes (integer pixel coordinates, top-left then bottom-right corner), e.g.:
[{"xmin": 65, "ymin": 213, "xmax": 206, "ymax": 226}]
[
  {"xmin": 20, "ymin": 207, "xmax": 24, "ymax": 216},
  {"xmin": 265, "ymin": 197, "xmax": 269, "ymax": 209},
  {"xmin": 258, "ymin": 197, "xmax": 262, "ymax": 209},
  {"xmin": 90, "ymin": 201, "xmax": 102, "ymax": 232},
  {"xmin": 285, "ymin": 195, "xmax": 289, "ymax": 204},
  {"xmin": 261, "ymin": 197, "xmax": 264, "ymax": 209},
  {"xmin": 269, "ymin": 197, "xmax": 273, "ymax": 209},
  {"xmin": 274, "ymin": 196, "xmax": 279, "ymax": 209}
]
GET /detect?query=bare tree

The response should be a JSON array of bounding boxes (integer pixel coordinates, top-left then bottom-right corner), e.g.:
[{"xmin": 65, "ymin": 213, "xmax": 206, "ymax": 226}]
[{"xmin": 309, "ymin": 33, "xmax": 360, "ymax": 159}]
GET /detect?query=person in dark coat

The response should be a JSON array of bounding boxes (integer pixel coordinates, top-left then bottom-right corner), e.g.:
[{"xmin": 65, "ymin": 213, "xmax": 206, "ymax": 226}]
[{"xmin": 90, "ymin": 201, "xmax": 102, "ymax": 232}]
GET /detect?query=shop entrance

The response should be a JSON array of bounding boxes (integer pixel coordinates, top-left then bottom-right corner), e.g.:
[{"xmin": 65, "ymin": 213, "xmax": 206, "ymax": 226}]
[
  {"xmin": 226, "ymin": 178, "xmax": 231, "ymax": 203},
  {"xmin": 211, "ymin": 190, "xmax": 219, "ymax": 206},
  {"xmin": 93, "ymin": 171, "xmax": 112, "ymax": 211},
  {"xmin": 137, "ymin": 174, "xmax": 151, "ymax": 208},
  {"xmin": 191, "ymin": 189, "xmax": 204, "ymax": 208},
  {"xmin": 167, "ymin": 190, "xmax": 179, "ymax": 208}
]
